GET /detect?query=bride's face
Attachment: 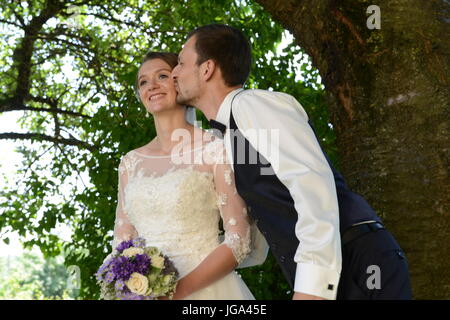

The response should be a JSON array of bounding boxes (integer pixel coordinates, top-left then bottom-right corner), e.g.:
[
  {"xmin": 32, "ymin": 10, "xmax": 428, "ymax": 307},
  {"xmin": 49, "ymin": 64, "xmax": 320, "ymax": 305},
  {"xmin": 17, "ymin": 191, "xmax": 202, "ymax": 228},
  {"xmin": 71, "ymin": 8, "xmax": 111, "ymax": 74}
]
[{"xmin": 137, "ymin": 58, "xmax": 182, "ymax": 114}]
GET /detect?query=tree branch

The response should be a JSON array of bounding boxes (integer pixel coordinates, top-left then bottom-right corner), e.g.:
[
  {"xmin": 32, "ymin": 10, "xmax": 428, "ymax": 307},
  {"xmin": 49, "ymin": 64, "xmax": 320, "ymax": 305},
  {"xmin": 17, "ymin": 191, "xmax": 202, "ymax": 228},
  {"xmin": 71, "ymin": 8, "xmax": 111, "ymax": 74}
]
[
  {"xmin": 12, "ymin": 0, "xmax": 67, "ymax": 102},
  {"xmin": 331, "ymin": 8, "xmax": 365, "ymax": 46},
  {"xmin": 78, "ymin": 12, "xmax": 142, "ymax": 29},
  {"xmin": 0, "ymin": 18, "xmax": 24, "ymax": 29},
  {"xmin": 0, "ymin": 98, "xmax": 92, "ymax": 119},
  {"xmin": 12, "ymin": 5, "xmax": 26, "ymax": 27},
  {"xmin": 0, "ymin": 132, "xmax": 97, "ymax": 152}
]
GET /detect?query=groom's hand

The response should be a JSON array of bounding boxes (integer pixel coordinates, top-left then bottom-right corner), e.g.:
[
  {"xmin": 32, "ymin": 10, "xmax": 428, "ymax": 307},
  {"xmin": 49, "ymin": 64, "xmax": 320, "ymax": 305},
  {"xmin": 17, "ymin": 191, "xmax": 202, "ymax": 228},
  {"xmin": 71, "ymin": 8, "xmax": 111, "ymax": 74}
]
[{"xmin": 293, "ymin": 292, "xmax": 327, "ymax": 300}]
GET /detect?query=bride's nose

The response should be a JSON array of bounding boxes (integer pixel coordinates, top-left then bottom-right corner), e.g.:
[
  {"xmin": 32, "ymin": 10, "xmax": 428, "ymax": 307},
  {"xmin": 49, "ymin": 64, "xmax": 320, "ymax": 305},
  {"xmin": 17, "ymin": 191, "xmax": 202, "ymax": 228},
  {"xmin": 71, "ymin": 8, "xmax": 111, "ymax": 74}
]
[
  {"xmin": 147, "ymin": 78, "xmax": 159, "ymax": 92},
  {"xmin": 145, "ymin": 80, "xmax": 159, "ymax": 93}
]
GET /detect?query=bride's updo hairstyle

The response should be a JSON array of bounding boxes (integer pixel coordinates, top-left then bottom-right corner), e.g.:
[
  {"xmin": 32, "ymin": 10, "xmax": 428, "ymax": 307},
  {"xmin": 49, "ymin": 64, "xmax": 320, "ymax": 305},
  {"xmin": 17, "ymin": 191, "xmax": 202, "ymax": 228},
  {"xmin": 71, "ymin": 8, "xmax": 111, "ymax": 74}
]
[{"xmin": 134, "ymin": 51, "xmax": 178, "ymax": 102}]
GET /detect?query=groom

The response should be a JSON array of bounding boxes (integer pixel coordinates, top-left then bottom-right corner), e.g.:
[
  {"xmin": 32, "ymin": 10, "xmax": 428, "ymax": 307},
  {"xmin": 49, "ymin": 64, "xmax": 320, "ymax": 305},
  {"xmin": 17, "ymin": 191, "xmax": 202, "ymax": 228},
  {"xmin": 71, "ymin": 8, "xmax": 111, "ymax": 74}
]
[{"xmin": 172, "ymin": 24, "xmax": 412, "ymax": 300}]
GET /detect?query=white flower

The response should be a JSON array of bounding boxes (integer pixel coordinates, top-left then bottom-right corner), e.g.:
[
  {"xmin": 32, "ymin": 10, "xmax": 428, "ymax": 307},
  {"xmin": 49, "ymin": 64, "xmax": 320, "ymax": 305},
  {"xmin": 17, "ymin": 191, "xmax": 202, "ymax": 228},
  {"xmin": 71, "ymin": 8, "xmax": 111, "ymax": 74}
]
[
  {"xmin": 122, "ymin": 247, "xmax": 144, "ymax": 258},
  {"xmin": 151, "ymin": 255, "xmax": 165, "ymax": 269},
  {"xmin": 126, "ymin": 272, "xmax": 149, "ymax": 295}
]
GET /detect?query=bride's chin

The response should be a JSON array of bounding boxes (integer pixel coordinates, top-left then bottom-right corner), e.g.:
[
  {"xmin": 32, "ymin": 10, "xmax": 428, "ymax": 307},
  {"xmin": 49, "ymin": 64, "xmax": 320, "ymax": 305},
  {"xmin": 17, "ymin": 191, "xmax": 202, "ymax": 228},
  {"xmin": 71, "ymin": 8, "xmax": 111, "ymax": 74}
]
[
  {"xmin": 145, "ymin": 104, "xmax": 163, "ymax": 114},
  {"xmin": 155, "ymin": 104, "xmax": 186, "ymax": 113},
  {"xmin": 143, "ymin": 106, "xmax": 154, "ymax": 114}
]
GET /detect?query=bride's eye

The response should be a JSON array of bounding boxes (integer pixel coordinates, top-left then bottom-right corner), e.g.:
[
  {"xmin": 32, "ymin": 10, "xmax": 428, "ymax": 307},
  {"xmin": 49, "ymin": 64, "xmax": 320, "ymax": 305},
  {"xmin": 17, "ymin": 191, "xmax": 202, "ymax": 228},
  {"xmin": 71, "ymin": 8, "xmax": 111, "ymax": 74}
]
[
  {"xmin": 159, "ymin": 74, "xmax": 169, "ymax": 80},
  {"xmin": 139, "ymin": 80, "xmax": 147, "ymax": 87}
]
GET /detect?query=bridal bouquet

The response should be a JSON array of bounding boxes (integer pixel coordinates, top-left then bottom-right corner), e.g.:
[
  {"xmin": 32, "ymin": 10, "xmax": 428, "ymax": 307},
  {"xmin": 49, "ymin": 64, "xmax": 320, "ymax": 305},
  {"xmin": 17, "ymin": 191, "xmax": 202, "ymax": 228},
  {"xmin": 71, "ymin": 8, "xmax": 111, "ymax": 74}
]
[{"xmin": 96, "ymin": 237, "xmax": 179, "ymax": 300}]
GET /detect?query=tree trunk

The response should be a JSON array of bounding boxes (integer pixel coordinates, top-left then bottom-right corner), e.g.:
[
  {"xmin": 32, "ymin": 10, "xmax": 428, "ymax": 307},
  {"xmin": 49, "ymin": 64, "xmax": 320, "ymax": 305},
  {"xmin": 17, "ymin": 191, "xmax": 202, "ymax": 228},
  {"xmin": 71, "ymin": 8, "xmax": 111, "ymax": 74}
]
[{"xmin": 255, "ymin": 0, "xmax": 450, "ymax": 299}]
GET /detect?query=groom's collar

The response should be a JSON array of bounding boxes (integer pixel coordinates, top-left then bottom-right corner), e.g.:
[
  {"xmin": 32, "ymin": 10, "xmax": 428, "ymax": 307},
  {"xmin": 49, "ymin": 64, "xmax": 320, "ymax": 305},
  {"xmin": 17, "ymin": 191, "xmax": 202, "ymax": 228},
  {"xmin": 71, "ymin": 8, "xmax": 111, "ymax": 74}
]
[{"xmin": 214, "ymin": 88, "xmax": 244, "ymax": 126}]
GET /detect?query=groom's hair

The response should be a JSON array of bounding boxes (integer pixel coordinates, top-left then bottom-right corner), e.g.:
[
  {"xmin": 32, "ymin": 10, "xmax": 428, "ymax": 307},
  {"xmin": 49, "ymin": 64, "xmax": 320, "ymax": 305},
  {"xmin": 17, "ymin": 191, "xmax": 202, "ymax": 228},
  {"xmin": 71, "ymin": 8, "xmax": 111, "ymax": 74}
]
[{"xmin": 187, "ymin": 24, "xmax": 251, "ymax": 87}]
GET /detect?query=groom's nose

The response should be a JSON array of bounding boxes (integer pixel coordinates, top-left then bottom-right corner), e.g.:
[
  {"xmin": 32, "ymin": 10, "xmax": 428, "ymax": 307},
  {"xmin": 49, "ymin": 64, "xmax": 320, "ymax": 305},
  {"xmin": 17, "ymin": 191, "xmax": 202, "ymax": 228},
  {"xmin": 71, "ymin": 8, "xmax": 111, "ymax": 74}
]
[{"xmin": 171, "ymin": 65, "xmax": 179, "ymax": 79}]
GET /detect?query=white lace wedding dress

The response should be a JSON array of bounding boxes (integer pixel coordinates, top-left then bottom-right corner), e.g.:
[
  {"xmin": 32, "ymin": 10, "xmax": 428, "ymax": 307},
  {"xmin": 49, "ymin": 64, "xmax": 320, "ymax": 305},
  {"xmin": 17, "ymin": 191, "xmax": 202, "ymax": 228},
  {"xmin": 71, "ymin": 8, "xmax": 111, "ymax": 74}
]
[{"xmin": 111, "ymin": 134, "xmax": 255, "ymax": 300}]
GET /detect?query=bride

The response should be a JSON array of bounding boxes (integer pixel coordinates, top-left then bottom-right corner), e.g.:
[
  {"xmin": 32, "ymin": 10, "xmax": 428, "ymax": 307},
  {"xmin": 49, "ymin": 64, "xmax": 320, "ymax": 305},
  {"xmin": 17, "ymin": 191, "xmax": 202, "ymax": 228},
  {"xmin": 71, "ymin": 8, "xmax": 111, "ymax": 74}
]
[{"xmin": 110, "ymin": 51, "xmax": 265, "ymax": 300}]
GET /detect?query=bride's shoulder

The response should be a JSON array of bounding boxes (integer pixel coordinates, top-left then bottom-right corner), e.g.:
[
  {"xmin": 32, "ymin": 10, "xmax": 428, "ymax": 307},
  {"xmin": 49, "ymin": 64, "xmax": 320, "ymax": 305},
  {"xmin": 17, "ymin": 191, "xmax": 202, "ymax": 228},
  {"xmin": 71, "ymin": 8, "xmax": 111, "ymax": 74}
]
[
  {"xmin": 126, "ymin": 138, "xmax": 160, "ymax": 158},
  {"xmin": 119, "ymin": 138, "xmax": 158, "ymax": 164},
  {"xmin": 119, "ymin": 149, "xmax": 140, "ymax": 167}
]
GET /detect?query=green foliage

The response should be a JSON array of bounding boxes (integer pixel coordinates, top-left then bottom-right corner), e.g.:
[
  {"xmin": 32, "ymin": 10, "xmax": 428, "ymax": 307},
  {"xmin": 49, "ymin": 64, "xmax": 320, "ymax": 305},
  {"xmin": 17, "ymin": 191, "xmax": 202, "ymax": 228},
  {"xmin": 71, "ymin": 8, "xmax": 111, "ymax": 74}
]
[
  {"xmin": 237, "ymin": 254, "xmax": 291, "ymax": 299},
  {"xmin": 0, "ymin": 0, "xmax": 337, "ymax": 299},
  {"xmin": 0, "ymin": 251, "xmax": 78, "ymax": 299}
]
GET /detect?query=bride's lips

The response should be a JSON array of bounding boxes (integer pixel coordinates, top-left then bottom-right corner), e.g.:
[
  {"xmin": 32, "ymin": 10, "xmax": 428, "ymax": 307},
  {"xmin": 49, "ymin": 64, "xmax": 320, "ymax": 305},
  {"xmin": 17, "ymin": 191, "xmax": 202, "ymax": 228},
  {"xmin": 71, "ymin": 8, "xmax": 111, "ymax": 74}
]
[{"xmin": 148, "ymin": 93, "xmax": 165, "ymax": 101}]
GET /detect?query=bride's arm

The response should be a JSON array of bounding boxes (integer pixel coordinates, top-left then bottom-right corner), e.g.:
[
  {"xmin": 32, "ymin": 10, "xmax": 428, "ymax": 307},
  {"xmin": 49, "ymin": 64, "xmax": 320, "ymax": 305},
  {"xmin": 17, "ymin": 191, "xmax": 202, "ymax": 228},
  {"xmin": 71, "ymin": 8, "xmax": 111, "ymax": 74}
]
[
  {"xmin": 172, "ymin": 141, "xmax": 251, "ymax": 299},
  {"xmin": 110, "ymin": 157, "xmax": 138, "ymax": 252}
]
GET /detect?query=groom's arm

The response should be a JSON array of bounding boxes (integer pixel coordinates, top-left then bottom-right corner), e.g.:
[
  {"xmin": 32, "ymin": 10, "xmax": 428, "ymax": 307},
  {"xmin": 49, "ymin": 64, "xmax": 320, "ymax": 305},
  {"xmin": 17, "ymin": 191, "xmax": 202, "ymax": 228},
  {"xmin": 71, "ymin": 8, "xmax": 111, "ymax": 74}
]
[{"xmin": 232, "ymin": 90, "xmax": 342, "ymax": 300}]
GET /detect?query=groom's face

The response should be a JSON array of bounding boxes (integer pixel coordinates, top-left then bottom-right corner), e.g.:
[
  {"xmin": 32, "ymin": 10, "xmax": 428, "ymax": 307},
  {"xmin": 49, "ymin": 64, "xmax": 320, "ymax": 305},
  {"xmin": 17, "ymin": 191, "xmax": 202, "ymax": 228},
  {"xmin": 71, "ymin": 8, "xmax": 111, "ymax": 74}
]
[{"xmin": 172, "ymin": 36, "xmax": 202, "ymax": 106}]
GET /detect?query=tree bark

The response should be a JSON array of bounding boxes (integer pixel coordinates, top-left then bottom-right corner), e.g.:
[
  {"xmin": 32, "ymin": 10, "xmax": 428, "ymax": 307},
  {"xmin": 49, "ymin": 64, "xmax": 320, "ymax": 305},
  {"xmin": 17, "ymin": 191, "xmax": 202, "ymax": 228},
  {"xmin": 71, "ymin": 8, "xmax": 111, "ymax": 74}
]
[{"xmin": 255, "ymin": 0, "xmax": 450, "ymax": 299}]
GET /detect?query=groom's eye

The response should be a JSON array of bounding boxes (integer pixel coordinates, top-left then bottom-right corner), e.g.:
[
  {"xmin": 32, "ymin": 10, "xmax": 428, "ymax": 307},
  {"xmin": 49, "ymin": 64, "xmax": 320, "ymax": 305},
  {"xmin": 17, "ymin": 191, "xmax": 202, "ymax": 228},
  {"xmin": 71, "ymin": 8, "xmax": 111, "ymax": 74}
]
[
  {"xmin": 159, "ymin": 74, "xmax": 168, "ymax": 79},
  {"xmin": 139, "ymin": 80, "xmax": 147, "ymax": 86}
]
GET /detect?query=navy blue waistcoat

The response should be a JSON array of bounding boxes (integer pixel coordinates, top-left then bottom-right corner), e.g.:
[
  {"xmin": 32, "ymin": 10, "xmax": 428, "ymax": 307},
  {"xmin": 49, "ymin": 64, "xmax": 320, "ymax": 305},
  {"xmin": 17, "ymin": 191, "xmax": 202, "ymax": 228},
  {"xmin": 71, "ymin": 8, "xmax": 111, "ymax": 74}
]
[{"xmin": 228, "ymin": 109, "xmax": 381, "ymax": 289}]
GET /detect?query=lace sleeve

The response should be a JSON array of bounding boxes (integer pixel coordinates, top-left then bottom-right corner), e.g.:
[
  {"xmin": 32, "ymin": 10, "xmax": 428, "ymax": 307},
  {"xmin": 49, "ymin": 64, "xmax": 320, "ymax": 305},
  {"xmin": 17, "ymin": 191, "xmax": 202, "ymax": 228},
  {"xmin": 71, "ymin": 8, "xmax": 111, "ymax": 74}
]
[
  {"xmin": 112, "ymin": 156, "xmax": 138, "ymax": 249},
  {"xmin": 210, "ymin": 140, "xmax": 251, "ymax": 265}
]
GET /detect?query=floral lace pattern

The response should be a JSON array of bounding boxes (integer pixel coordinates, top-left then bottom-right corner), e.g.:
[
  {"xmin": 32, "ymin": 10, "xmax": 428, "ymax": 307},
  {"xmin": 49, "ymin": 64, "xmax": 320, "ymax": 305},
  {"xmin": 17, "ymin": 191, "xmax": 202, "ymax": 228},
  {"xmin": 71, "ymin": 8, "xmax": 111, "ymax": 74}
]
[{"xmin": 112, "ymin": 138, "xmax": 251, "ymax": 278}]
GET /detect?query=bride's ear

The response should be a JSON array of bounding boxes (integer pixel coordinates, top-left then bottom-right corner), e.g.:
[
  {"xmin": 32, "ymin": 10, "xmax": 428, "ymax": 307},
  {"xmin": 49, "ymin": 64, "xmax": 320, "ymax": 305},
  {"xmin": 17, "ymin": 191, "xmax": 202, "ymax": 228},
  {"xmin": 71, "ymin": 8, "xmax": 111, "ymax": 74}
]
[{"xmin": 201, "ymin": 59, "xmax": 216, "ymax": 82}]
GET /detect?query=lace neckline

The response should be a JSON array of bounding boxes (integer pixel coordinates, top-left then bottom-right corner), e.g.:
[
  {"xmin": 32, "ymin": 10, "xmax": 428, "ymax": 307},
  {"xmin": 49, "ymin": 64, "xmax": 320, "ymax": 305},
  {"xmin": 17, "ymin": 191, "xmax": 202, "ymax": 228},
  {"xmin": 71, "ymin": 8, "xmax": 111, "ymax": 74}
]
[{"xmin": 131, "ymin": 138, "xmax": 218, "ymax": 158}]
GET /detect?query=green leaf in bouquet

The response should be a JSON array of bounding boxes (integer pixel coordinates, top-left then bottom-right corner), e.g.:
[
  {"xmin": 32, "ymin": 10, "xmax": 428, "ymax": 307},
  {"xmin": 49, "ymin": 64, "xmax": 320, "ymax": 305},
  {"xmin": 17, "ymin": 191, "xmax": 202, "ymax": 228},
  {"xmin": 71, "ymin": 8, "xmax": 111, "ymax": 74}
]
[
  {"xmin": 147, "ymin": 272, "xmax": 158, "ymax": 283},
  {"xmin": 145, "ymin": 287, "xmax": 153, "ymax": 296},
  {"xmin": 152, "ymin": 285, "xmax": 165, "ymax": 297},
  {"xmin": 163, "ymin": 274, "xmax": 173, "ymax": 285}
]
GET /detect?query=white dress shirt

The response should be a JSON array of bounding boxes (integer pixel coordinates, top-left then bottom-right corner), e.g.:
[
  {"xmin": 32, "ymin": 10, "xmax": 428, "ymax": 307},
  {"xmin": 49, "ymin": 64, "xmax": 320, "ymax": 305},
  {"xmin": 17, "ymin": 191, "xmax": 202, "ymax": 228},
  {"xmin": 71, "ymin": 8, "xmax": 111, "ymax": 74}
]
[{"xmin": 215, "ymin": 88, "xmax": 342, "ymax": 300}]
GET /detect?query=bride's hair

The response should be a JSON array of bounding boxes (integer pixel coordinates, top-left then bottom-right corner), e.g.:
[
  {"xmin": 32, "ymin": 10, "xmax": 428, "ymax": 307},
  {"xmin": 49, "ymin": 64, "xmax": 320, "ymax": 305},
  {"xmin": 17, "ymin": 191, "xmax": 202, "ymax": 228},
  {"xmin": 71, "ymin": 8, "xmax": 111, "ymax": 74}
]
[{"xmin": 134, "ymin": 51, "xmax": 178, "ymax": 101}]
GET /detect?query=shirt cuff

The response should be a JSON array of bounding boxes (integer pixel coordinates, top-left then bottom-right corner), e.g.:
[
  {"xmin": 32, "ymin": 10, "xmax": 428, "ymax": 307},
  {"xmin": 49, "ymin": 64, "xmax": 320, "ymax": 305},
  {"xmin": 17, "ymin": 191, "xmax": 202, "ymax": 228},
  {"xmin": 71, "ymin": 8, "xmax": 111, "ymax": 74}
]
[{"xmin": 294, "ymin": 263, "xmax": 341, "ymax": 300}]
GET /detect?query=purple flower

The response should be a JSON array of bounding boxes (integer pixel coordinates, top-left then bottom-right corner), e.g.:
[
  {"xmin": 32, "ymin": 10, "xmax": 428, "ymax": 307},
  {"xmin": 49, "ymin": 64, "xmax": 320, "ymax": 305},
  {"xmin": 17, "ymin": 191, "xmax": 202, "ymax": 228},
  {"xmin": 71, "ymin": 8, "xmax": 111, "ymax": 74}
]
[
  {"xmin": 98, "ymin": 259, "xmax": 111, "ymax": 275},
  {"xmin": 116, "ymin": 290, "xmax": 147, "ymax": 300},
  {"xmin": 116, "ymin": 240, "xmax": 133, "ymax": 253},
  {"xmin": 110, "ymin": 256, "xmax": 134, "ymax": 281},
  {"xmin": 115, "ymin": 280, "xmax": 126, "ymax": 291},
  {"xmin": 105, "ymin": 271, "xmax": 115, "ymax": 284},
  {"xmin": 133, "ymin": 254, "xmax": 151, "ymax": 274},
  {"xmin": 116, "ymin": 290, "xmax": 130, "ymax": 300},
  {"xmin": 132, "ymin": 238, "xmax": 146, "ymax": 248},
  {"xmin": 95, "ymin": 268, "xmax": 107, "ymax": 282},
  {"xmin": 96, "ymin": 254, "xmax": 116, "ymax": 282},
  {"xmin": 162, "ymin": 255, "xmax": 179, "ymax": 277}
]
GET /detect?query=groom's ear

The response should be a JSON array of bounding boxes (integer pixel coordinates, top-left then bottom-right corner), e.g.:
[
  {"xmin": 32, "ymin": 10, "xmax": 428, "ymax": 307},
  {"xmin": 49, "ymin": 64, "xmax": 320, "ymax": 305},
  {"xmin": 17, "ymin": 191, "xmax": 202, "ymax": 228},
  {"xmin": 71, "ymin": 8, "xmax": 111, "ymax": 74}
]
[{"xmin": 200, "ymin": 59, "xmax": 216, "ymax": 82}]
